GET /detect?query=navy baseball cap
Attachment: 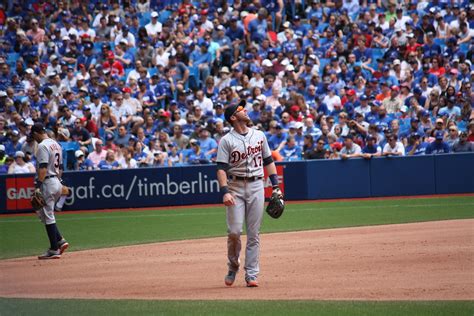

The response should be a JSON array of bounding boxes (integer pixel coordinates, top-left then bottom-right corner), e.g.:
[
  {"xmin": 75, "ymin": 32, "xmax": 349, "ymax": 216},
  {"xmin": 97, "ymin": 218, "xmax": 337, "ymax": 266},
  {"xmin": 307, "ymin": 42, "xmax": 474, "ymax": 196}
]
[
  {"xmin": 224, "ymin": 100, "xmax": 246, "ymax": 123},
  {"xmin": 435, "ymin": 130, "xmax": 444, "ymax": 140},
  {"xmin": 30, "ymin": 122, "xmax": 46, "ymax": 137}
]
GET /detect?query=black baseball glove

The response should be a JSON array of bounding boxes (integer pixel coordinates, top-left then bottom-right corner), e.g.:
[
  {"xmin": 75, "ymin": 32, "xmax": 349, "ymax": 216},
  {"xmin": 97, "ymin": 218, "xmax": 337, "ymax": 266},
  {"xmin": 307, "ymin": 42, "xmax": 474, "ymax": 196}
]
[
  {"xmin": 266, "ymin": 188, "xmax": 284, "ymax": 219},
  {"xmin": 31, "ymin": 188, "xmax": 46, "ymax": 210}
]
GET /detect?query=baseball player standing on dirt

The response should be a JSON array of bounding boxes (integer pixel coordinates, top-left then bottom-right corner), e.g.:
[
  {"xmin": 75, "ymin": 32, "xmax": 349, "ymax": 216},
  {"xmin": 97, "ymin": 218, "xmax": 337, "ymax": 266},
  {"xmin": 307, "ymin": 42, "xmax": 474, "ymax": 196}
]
[
  {"xmin": 216, "ymin": 100, "xmax": 282, "ymax": 287},
  {"xmin": 30, "ymin": 123, "xmax": 69, "ymax": 259}
]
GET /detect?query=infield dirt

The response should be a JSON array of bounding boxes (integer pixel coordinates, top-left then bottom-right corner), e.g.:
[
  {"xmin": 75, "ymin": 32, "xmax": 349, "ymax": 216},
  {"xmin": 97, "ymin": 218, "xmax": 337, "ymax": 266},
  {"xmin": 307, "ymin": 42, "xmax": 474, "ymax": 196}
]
[{"xmin": 1, "ymin": 219, "xmax": 472, "ymax": 300}]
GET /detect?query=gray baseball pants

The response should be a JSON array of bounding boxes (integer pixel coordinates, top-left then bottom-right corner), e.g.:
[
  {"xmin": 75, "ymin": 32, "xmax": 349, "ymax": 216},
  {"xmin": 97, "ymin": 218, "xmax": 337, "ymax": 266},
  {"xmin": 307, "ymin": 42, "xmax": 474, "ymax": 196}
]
[
  {"xmin": 35, "ymin": 177, "xmax": 62, "ymax": 225},
  {"xmin": 226, "ymin": 179, "xmax": 264, "ymax": 279}
]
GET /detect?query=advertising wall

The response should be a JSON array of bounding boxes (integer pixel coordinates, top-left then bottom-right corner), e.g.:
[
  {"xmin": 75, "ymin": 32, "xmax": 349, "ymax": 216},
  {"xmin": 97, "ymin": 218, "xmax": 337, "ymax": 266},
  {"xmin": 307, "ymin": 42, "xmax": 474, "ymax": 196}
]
[{"xmin": 1, "ymin": 153, "xmax": 473, "ymax": 214}]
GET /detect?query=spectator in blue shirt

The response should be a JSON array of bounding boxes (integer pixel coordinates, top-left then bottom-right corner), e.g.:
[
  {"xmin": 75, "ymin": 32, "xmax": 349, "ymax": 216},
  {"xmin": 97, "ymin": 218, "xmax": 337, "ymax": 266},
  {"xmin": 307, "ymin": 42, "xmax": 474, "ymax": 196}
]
[
  {"xmin": 362, "ymin": 135, "xmax": 382, "ymax": 158},
  {"xmin": 247, "ymin": 8, "xmax": 269, "ymax": 44},
  {"xmin": 197, "ymin": 128, "xmax": 218, "ymax": 160},
  {"xmin": 186, "ymin": 139, "xmax": 208, "ymax": 164},
  {"xmin": 268, "ymin": 124, "xmax": 287, "ymax": 151},
  {"xmin": 405, "ymin": 133, "xmax": 429, "ymax": 156},
  {"xmin": 425, "ymin": 131, "xmax": 450, "ymax": 154},
  {"xmin": 438, "ymin": 96, "xmax": 461, "ymax": 121},
  {"xmin": 74, "ymin": 149, "xmax": 94, "ymax": 170},
  {"xmin": 190, "ymin": 41, "xmax": 212, "ymax": 87},
  {"xmin": 279, "ymin": 136, "xmax": 302, "ymax": 161},
  {"xmin": 97, "ymin": 150, "xmax": 120, "ymax": 170}
]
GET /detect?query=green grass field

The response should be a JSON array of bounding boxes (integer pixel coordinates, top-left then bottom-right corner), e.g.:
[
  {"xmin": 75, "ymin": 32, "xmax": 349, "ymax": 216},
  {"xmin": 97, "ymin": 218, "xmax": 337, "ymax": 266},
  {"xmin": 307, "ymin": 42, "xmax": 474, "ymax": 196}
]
[
  {"xmin": 1, "ymin": 195, "xmax": 473, "ymax": 315},
  {"xmin": 1, "ymin": 298, "xmax": 473, "ymax": 316}
]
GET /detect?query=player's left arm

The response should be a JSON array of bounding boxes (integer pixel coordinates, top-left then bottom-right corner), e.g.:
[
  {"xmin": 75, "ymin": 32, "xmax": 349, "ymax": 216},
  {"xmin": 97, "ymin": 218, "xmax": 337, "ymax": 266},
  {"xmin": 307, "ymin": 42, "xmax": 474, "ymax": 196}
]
[
  {"xmin": 35, "ymin": 146, "xmax": 48, "ymax": 189},
  {"xmin": 36, "ymin": 164, "xmax": 47, "ymax": 189},
  {"xmin": 262, "ymin": 134, "xmax": 282, "ymax": 196}
]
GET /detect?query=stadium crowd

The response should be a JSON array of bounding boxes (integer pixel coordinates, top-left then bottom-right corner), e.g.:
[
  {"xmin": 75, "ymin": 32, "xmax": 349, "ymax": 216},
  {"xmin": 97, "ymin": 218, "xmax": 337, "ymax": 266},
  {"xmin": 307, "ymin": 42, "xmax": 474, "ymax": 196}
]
[{"xmin": 0, "ymin": 0, "xmax": 473, "ymax": 174}]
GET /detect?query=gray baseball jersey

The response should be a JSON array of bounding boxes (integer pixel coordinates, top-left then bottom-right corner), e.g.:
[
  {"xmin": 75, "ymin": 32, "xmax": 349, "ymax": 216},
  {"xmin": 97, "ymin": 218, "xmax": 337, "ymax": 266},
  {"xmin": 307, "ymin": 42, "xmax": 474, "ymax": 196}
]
[
  {"xmin": 36, "ymin": 138, "xmax": 62, "ymax": 177},
  {"xmin": 216, "ymin": 128, "xmax": 271, "ymax": 177}
]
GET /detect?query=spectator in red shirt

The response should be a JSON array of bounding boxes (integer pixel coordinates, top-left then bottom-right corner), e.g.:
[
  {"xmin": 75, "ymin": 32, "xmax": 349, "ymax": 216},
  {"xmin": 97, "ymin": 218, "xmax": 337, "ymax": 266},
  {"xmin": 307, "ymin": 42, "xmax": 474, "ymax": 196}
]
[
  {"xmin": 429, "ymin": 56, "xmax": 446, "ymax": 77},
  {"xmin": 102, "ymin": 51, "xmax": 124, "ymax": 77}
]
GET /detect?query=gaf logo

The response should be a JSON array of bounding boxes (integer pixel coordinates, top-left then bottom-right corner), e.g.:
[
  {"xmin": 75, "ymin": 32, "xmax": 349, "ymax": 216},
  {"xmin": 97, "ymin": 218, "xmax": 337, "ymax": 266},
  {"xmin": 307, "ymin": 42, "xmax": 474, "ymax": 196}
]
[{"xmin": 6, "ymin": 177, "xmax": 35, "ymax": 210}]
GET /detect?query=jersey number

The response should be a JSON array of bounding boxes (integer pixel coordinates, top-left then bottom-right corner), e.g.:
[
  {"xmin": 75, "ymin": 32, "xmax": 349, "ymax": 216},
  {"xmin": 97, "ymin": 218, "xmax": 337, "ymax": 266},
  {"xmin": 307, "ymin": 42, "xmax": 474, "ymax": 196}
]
[
  {"xmin": 54, "ymin": 153, "xmax": 60, "ymax": 169},
  {"xmin": 252, "ymin": 156, "xmax": 262, "ymax": 168}
]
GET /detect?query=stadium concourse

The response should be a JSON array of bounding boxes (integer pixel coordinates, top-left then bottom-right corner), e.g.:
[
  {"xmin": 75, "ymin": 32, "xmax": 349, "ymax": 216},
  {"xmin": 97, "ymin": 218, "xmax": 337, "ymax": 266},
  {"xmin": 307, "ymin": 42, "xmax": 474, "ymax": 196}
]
[{"xmin": 0, "ymin": 1, "xmax": 473, "ymax": 174}]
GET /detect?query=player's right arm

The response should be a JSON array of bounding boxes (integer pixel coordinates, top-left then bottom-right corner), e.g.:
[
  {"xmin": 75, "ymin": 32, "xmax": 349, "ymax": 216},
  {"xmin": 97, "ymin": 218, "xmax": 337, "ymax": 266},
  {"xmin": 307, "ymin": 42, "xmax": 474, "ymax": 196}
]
[
  {"xmin": 217, "ymin": 167, "xmax": 235, "ymax": 206},
  {"xmin": 216, "ymin": 137, "xmax": 235, "ymax": 206}
]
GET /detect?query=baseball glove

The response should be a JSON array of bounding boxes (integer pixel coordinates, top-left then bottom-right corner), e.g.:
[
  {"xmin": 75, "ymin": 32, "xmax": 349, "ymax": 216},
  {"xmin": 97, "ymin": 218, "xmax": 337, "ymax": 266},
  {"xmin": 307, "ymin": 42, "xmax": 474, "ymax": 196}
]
[
  {"xmin": 266, "ymin": 188, "xmax": 284, "ymax": 219},
  {"xmin": 31, "ymin": 189, "xmax": 46, "ymax": 210}
]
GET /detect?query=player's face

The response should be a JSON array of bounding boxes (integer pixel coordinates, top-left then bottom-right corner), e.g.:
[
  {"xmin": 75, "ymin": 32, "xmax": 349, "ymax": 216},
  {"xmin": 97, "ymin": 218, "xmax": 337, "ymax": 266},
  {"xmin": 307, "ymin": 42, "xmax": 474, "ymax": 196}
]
[
  {"xmin": 232, "ymin": 106, "xmax": 250, "ymax": 123},
  {"xmin": 31, "ymin": 132, "xmax": 42, "ymax": 143}
]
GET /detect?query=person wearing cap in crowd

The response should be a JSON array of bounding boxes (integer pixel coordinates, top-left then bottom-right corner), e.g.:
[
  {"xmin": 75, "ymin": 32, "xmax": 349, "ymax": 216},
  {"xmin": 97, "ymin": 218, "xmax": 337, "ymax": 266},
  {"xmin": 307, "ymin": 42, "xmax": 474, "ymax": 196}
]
[
  {"xmin": 415, "ymin": 64, "xmax": 439, "ymax": 88},
  {"xmin": 438, "ymin": 96, "xmax": 461, "ymax": 121},
  {"xmin": 70, "ymin": 118, "xmax": 92, "ymax": 147},
  {"xmin": 152, "ymin": 41, "xmax": 169, "ymax": 68},
  {"xmin": 102, "ymin": 50, "xmax": 125, "ymax": 77},
  {"xmin": 74, "ymin": 149, "xmax": 94, "ymax": 171},
  {"xmin": 92, "ymin": 3, "xmax": 110, "ymax": 28},
  {"xmin": 198, "ymin": 9, "xmax": 214, "ymax": 32},
  {"xmin": 214, "ymin": 24, "xmax": 233, "ymax": 66},
  {"xmin": 405, "ymin": 132, "xmax": 428, "ymax": 156},
  {"xmin": 145, "ymin": 11, "xmax": 162, "ymax": 39},
  {"xmin": 135, "ymin": 42, "xmax": 153, "ymax": 68},
  {"xmin": 60, "ymin": 17, "xmax": 78, "ymax": 38},
  {"xmin": 165, "ymin": 142, "xmax": 183, "ymax": 166},
  {"xmin": 361, "ymin": 135, "xmax": 382, "ymax": 159},
  {"xmin": 339, "ymin": 134, "xmax": 362, "ymax": 159},
  {"xmin": 134, "ymin": 77, "xmax": 156, "ymax": 110},
  {"xmin": 186, "ymin": 139, "xmax": 208, "ymax": 164},
  {"xmin": 78, "ymin": 17, "xmax": 96, "ymax": 42},
  {"xmin": 100, "ymin": 132, "xmax": 116, "ymax": 153},
  {"xmin": 114, "ymin": 24, "xmax": 135, "ymax": 48},
  {"xmin": 7, "ymin": 150, "xmax": 36, "ymax": 174},
  {"xmin": 4, "ymin": 129, "xmax": 23, "ymax": 157},
  {"xmin": 197, "ymin": 128, "xmax": 218, "ymax": 160},
  {"xmin": 423, "ymin": 31, "xmax": 442, "ymax": 58},
  {"xmin": 425, "ymin": 130, "xmax": 450, "ymax": 154}
]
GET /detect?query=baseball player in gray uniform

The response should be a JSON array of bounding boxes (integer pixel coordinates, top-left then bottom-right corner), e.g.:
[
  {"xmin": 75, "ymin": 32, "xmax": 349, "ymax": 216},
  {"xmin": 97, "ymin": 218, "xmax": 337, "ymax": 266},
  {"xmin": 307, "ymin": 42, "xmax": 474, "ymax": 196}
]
[
  {"xmin": 30, "ymin": 123, "xmax": 69, "ymax": 259},
  {"xmin": 216, "ymin": 100, "xmax": 282, "ymax": 287}
]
